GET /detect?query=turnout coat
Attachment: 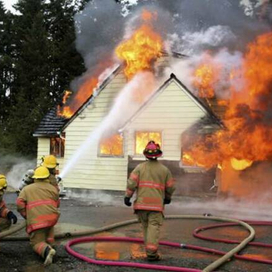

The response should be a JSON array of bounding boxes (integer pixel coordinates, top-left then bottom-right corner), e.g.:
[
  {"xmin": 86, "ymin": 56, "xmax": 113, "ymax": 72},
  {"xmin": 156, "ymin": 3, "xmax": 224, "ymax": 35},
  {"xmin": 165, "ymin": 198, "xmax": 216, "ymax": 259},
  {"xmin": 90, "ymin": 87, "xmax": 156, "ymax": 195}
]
[
  {"xmin": 125, "ymin": 160, "xmax": 175, "ymax": 212},
  {"xmin": 0, "ymin": 195, "xmax": 9, "ymax": 219},
  {"xmin": 17, "ymin": 179, "xmax": 60, "ymax": 234}
]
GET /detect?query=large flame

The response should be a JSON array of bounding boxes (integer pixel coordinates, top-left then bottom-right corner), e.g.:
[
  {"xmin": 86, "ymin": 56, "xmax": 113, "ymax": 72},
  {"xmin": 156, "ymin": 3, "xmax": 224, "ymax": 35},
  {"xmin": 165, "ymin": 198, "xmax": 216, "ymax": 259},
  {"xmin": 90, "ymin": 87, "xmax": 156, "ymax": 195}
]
[
  {"xmin": 183, "ymin": 32, "xmax": 272, "ymax": 169},
  {"xmin": 115, "ymin": 10, "xmax": 163, "ymax": 80}
]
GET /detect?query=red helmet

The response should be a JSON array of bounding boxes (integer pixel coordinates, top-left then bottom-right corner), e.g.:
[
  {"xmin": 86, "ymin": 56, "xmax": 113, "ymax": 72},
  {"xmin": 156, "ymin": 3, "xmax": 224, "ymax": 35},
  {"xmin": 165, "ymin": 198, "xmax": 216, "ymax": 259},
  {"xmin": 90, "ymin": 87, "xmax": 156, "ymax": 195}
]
[{"xmin": 143, "ymin": 141, "xmax": 162, "ymax": 159}]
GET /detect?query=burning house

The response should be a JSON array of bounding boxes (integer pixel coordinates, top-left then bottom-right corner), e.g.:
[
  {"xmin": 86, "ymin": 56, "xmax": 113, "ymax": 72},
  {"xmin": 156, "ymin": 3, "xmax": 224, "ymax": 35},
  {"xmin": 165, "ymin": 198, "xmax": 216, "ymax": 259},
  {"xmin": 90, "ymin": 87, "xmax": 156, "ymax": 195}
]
[
  {"xmin": 33, "ymin": 55, "xmax": 222, "ymax": 194},
  {"xmin": 33, "ymin": 7, "xmax": 272, "ymax": 199}
]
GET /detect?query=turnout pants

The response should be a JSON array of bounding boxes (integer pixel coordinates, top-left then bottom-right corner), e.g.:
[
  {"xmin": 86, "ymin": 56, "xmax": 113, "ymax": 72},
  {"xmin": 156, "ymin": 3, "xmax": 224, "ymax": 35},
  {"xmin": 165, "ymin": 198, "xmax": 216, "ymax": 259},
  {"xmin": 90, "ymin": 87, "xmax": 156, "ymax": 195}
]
[
  {"xmin": 29, "ymin": 227, "xmax": 55, "ymax": 258},
  {"xmin": 0, "ymin": 218, "xmax": 11, "ymax": 232},
  {"xmin": 136, "ymin": 210, "xmax": 163, "ymax": 258}
]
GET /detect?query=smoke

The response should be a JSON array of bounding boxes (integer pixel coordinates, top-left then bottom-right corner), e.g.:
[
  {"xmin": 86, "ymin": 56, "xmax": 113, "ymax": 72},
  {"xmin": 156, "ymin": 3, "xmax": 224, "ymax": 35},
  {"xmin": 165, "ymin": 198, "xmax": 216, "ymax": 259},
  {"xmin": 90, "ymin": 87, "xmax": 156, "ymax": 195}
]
[
  {"xmin": 65, "ymin": 188, "xmax": 117, "ymax": 206},
  {"xmin": 0, "ymin": 154, "xmax": 36, "ymax": 190},
  {"xmin": 72, "ymin": 0, "xmax": 271, "ymax": 91},
  {"xmin": 171, "ymin": 196, "xmax": 272, "ymax": 221}
]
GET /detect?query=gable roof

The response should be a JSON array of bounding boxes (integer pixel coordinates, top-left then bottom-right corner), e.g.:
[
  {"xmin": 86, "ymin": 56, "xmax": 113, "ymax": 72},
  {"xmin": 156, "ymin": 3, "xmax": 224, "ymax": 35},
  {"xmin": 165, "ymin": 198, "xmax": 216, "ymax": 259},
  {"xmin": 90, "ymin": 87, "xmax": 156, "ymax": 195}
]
[
  {"xmin": 33, "ymin": 54, "xmax": 224, "ymax": 137},
  {"xmin": 119, "ymin": 73, "xmax": 223, "ymax": 131}
]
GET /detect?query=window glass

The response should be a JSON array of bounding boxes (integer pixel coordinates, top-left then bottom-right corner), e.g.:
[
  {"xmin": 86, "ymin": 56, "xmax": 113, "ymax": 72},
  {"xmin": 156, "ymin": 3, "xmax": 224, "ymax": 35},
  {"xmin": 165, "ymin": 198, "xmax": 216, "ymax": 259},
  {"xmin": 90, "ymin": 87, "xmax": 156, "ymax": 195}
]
[
  {"xmin": 135, "ymin": 132, "xmax": 161, "ymax": 155},
  {"xmin": 99, "ymin": 134, "xmax": 124, "ymax": 156}
]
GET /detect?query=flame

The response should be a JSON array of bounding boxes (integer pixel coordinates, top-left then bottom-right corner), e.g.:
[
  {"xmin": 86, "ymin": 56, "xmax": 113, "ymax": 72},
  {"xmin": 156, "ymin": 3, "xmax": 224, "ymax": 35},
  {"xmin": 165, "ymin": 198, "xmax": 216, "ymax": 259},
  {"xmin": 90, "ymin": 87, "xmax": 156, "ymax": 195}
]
[
  {"xmin": 100, "ymin": 134, "xmax": 123, "ymax": 156},
  {"xmin": 183, "ymin": 32, "xmax": 272, "ymax": 169},
  {"xmin": 135, "ymin": 132, "xmax": 161, "ymax": 155},
  {"xmin": 57, "ymin": 77, "xmax": 99, "ymax": 118},
  {"xmin": 115, "ymin": 10, "xmax": 163, "ymax": 80},
  {"xmin": 230, "ymin": 158, "xmax": 253, "ymax": 171},
  {"xmin": 57, "ymin": 91, "xmax": 73, "ymax": 118},
  {"xmin": 193, "ymin": 54, "xmax": 221, "ymax": 98}
]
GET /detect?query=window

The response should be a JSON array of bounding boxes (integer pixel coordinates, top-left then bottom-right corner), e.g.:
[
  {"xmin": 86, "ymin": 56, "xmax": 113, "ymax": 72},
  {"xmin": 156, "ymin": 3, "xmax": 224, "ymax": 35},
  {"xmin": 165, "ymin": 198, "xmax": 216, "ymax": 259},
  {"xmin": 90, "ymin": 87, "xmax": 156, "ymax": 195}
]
[
  {"xmin": 135, "ymin": 131, "xmax": 162, "ymax": 155},
  {"xmin": 99, "ymin": 133, "xmax": 124, "ymax": 157},
  {"xmin": 50, "ymin": 135, "xmax": 65, "ymax": 158}
]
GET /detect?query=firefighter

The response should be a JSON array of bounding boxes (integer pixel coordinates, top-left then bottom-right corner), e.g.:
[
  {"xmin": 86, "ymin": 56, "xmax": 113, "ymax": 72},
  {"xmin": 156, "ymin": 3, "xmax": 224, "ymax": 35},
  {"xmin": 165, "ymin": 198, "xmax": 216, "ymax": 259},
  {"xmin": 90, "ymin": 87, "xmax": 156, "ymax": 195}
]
[
  {"xmin": 0, "ymin": 174, "xmax": 17, "ymax": 232},
  {"xmin": 16, "ymin": 166, "xmax": 60, "ymax": 266},
  {"xmin": 124, "ymin": 141, "xmax": 175, "ymax": 261},
  {"xmin": 41, "ymin": 155, "xmax": 61, "ymax": 191}
]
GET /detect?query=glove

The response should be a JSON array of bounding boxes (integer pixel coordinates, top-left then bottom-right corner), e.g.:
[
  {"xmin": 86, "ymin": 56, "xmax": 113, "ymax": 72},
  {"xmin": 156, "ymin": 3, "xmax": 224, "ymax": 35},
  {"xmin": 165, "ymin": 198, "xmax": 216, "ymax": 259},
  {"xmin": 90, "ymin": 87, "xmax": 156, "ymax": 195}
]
[
  {"xmin": 7, "ymin": 211, "xmax": 18, "ymax": 224},
  {"xmin": 163, "ymin": 198, "xmax": 171, "ymax": 205},
  {"xmin": 56, "ymin": 176, "xmax": 62, "ymax": 183},
  {"xmin": 124, "ymin": 197, "xmax": 132, "ymax": 207}
]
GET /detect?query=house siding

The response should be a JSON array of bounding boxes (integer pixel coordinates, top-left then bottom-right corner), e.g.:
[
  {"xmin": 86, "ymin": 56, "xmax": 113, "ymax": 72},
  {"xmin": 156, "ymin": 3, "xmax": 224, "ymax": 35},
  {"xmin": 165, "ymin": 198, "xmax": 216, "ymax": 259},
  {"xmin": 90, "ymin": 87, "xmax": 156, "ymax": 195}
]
[
  {"xmin": 126, "ymin": 81, "xmax": 207, "ymax": 161},
  {"xmin": 63, "ymin": 72, "xmax": 128, "ymax": 190}
]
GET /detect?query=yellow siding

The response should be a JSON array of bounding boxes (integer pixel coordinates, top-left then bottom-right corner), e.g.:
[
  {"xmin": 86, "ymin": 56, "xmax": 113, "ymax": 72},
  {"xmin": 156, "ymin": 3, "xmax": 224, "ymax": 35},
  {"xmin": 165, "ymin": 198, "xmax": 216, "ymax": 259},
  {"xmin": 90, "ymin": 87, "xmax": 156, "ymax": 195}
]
[
  {"xmin": 37, "ymin": 138, "xmax": 50, "ymax": 164},
  {"xmin": 63, "ymin": 72, "xmax": 128, "ymax": 190},
  {"xmin": 126, "ymin": 80, "xmax": 206, "ymax": 161}
]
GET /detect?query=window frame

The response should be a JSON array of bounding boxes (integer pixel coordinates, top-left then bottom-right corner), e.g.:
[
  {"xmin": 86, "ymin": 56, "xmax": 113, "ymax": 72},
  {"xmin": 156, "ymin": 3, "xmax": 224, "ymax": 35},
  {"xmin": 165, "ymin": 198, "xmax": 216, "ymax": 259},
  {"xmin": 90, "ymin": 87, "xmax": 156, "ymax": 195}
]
[{"xmin": 50, "ymin": 134, "xmax": 65, "ymax": 158}]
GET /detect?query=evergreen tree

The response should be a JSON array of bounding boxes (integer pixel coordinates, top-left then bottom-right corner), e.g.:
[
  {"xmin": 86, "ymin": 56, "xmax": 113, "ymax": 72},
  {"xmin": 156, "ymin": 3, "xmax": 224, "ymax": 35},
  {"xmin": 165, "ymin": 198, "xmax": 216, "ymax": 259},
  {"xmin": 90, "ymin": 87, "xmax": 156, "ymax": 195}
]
[
  {"xmin": 6, "ymin": 0, "xmax": 51, "ymax": 155},
  {"xmin": 45, "ymin": 0, "xmax": 85, "ymax": 98},
  {"xmin": 0, "ymin": 1, "xmax": 17, "ymax": 154}
]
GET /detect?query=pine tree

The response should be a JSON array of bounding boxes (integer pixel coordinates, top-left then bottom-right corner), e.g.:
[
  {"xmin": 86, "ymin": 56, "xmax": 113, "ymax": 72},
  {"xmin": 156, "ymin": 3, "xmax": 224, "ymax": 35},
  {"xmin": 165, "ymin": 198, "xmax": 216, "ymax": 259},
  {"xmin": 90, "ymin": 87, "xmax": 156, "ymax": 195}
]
[
  {"xmin": 45, "ymin": 0, "xmax": 85, "ymax": 99},
  {"xmin": 6, "ymin": 0, "xmax": 51, "ymax": 155}
]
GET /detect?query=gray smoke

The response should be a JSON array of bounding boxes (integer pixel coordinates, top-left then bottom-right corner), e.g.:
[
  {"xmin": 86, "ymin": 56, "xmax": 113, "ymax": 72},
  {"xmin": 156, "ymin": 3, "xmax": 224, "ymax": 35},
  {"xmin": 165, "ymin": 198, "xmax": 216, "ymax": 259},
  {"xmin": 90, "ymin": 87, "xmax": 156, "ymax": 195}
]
[
  {"xmin": 0, "ymin": 153, "xmax": 36, "ymax": 190},
  {"xmin": 71, "ymin": 0, "xmax": 271, "ymax": 92}
]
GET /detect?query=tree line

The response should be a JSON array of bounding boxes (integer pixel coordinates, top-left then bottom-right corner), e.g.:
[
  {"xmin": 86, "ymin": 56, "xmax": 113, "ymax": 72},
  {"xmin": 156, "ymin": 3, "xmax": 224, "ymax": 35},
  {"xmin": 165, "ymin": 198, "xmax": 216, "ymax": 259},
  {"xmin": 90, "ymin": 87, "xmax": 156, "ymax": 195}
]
[{"xmin": 0, "ymin": 0, "xmax": 89, "ymax": 157}]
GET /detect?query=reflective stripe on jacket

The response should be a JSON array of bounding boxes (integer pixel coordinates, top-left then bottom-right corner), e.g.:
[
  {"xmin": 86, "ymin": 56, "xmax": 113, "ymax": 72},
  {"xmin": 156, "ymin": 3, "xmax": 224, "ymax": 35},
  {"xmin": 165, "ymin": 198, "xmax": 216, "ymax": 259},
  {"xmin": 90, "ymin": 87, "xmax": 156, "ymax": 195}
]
[
  {"xmin": 126, "ymin": 160, "xmax": 175, "ymax": 212},
  {"xmin": 16, "ymin": 179, "xmax": 60, "ymax": 234},
  {"xmin": 0, "ymin": 200, "xmax": 9, "ymax": 218}
]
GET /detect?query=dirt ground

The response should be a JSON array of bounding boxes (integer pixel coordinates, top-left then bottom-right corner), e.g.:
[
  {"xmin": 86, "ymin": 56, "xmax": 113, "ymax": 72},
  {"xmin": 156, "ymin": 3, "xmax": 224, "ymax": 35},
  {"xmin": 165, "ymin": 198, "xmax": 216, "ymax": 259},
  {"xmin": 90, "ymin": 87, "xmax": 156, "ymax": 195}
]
[{"xmin": 1, "ymin": 192, "xmax": 272, "ymax": 272}]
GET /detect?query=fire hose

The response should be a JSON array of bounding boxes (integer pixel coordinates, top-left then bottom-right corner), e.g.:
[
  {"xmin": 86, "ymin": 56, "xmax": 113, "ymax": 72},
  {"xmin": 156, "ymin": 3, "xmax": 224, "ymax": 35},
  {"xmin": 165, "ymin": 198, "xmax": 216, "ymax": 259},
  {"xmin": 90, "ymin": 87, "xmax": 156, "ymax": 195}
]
[
  {"xmin": 0, "ymin": 221, "xmax": 26, "ymax": 239},
  {"xmin": 3, "ymin": 215, "xmax": 272, "ymax": 271},
  {"xmin": 64, "ymin": 215, "xmax": 255, "ymax": 272}
]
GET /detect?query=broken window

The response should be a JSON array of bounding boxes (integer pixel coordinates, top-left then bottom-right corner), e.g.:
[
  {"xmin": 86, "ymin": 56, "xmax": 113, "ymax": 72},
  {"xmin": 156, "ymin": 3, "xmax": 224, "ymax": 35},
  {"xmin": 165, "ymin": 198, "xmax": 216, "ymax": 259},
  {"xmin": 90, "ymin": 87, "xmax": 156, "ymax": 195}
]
[
  {"xmin": 50, "ymin": 135, "xmax": 65, "ymax": 158},
  {"xmin": 99, "ymin": 133, "xmax": 124, "ymax": 157},
  {"xmin": 135, "ymin": 131, "xmax": 162, "ymax": 155}
]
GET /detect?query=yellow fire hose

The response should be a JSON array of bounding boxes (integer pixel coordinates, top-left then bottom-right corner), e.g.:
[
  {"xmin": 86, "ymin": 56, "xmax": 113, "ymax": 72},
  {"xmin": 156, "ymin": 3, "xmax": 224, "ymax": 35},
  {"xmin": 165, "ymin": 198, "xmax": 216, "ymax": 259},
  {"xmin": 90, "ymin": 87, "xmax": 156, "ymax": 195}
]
[
  {"xmin": 0, "ymin": 221, "xmax": 26, "ymax": 239},
  {"xmin": 0, "ymin": 215, "xmax": 255, "ymax": 272}
]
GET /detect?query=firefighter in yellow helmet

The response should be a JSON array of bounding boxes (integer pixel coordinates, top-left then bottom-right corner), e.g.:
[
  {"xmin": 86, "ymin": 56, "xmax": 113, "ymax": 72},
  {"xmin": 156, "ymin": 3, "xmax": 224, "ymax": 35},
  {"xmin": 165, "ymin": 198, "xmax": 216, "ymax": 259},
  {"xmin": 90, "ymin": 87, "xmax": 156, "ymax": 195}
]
[
  {"xmin": 124, "ymin": 141, "xmax": 175, "ymax": 261},
  {"xmin": 0, "ymin": 174, "xmax": 17, "ymax": 232},
  {"xmin": 41, "ymin": 155, "xmax": 60, "ymax": 191},
  {"xmin": 16, "ymin": 166, "xmax": 60, "ymax": 266}
]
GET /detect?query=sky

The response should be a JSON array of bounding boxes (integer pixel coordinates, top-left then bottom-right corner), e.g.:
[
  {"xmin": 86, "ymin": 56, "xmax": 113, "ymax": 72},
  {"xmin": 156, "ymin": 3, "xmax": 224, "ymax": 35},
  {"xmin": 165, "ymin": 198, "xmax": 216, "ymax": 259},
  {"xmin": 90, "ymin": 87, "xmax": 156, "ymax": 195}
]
[{"xmin": 3, "ymin": 0, "xmax": 17, "ymax": 13}]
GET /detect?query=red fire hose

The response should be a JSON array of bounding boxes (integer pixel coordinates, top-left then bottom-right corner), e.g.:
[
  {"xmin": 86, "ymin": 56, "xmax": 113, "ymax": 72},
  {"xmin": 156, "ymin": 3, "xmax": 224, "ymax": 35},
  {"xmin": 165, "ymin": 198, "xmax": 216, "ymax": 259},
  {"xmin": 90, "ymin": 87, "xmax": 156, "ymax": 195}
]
[{"xmin": 65, "ymin": 215, "xmax": 257, "ymax": 272}]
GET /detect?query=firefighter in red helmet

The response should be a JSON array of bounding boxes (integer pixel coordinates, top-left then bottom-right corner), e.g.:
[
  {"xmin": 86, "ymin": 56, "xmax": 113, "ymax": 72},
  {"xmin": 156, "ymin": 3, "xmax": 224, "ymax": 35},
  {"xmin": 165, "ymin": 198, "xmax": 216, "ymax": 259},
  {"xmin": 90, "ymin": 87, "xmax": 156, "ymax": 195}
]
[{"xmin": 124, "ymin": 141, "xmax": 175, "ymax": 261}]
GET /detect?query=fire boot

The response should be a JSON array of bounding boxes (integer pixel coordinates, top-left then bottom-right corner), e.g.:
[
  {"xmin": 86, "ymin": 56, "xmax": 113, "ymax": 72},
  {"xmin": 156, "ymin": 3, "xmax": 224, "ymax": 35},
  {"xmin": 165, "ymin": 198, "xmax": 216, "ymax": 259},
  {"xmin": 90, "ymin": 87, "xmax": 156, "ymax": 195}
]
[
  {"xmin": 43, "ymin": 246, "xmax": 56, "ymax": 266},
  {"xmin": 147, "ymin": 253, "xmax": 162, "ymax": 262}
]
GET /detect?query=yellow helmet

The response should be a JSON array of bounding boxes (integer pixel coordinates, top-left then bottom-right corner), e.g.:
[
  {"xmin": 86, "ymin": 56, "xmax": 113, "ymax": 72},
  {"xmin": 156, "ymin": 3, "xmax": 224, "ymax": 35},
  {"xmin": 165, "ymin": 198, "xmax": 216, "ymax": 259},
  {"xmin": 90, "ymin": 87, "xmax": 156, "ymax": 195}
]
[
  {"xmin": 33, "ymin": 166, "xmax": 50, "ymax": 179},
  {"xmin": 42, "ymin": 155, "xmax": 58, "ymax": 169},
  {"xmin": 0, "ymin": 174, "xmax": 7, "ymax": 190}
]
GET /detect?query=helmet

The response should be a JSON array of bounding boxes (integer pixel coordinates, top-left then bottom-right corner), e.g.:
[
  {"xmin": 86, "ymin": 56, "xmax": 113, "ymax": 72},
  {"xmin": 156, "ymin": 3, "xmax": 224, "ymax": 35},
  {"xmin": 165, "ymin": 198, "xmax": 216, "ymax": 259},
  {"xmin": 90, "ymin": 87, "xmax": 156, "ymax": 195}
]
[
  {"xmin": 0, "ymin": 174, "xmax": 7, "ymax": 190},
  {"xmin": 42, "ymin": 155, "xmax": 58, "ymax": 169},
  {"xmin": 143, "ymin": 141, "xmax": 162, "ymax": 159},
  {"xmin": 33, "ymin": 166, "xmax": 50, "ymax": 179}
]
